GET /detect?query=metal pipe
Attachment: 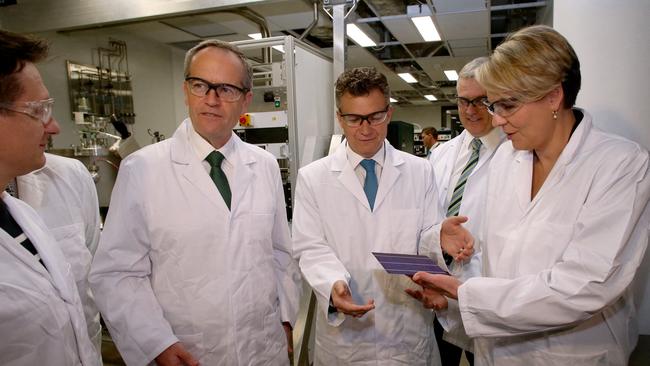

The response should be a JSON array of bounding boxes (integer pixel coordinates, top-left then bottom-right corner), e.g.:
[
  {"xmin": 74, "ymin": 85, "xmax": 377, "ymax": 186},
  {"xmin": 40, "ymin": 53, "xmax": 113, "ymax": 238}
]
[
  {"xmin": 221, "ymin": 8, "xmax": 271, "ymax": 64},
  {"xmin": 299, "ymin": 1, "xmax": 319, "ymax": 40}
]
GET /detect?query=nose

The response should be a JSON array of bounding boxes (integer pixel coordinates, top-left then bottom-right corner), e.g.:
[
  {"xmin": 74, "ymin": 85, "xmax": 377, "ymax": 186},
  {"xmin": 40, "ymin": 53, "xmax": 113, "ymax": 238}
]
[
  {"xmin": 358, "ymin": 119, "xmax": 374, "ymax": 134},
  {"xmin": 45, "ymin": 117, "xmax": 60, "ymax": 135},
  {"xmin": 491, "ymin": 113, "xmax": 506, "ymax": 128},
  {"xmin": 204, "ymin": 88, "xmax": 221, "ymax": 105}
]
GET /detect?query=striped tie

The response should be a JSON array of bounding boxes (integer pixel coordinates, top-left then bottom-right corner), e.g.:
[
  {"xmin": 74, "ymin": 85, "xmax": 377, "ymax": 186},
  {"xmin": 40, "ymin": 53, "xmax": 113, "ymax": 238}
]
[{"xmin": 446, "ymin": 138, "xmax": 482, "ymax": 217}]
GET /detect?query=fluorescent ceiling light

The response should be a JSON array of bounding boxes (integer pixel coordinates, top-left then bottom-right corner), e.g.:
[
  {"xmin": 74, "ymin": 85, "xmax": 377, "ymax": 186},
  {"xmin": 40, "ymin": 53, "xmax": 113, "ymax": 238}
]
[
  {"xmin": 444, "ymin": 70, "xmax": 459, "ymax": 81},
  {"xmin": 398, "ymin": 73, "xmax": 418, "ymax": 83},
  {"xmin": 346, "ymin": 23, "xmax": 377, "ymax": 47},
  {"xmin": 248, "ymin": 33, "xmax": 284, "ymax": 53},
  {"xmin": 389, "ymin": 97, "xmax": 397, "ymax": 103},
  {"xmin": 424, "ymin": 94, "xmax": 437, "ymax": 101},
  {"xmin": 411, "ymin": 16, "xmax": 441, "ymax": 42}
]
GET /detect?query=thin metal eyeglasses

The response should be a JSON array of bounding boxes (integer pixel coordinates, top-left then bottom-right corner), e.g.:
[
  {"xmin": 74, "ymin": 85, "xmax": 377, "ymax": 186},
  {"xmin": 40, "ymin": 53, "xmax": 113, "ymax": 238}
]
[
  {"xmin": 482, "ymin": 97, "xmax": 524, "ymax": 117},
  {"xmin": 338, "ymin": 105, "xmax": 390, "ymax": 126},
  {"xmin": 0, "ymin": 98, "xmax": 54, "ymax": 125},
  {"xmin": 185, "ymin": 77, "xmax": 249, "ymax": 102},
  {"xmin": 455, "ymin": 96, "xmax": 488, "ymax": 110}
]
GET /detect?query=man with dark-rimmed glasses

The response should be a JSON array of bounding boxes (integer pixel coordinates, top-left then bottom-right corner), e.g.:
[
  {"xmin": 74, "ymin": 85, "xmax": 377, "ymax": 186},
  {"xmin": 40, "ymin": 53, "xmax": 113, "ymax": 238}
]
[
  {"xmin": 90, "ymin": 39, "xmax": 300, "ymax": 366},
  {"xmin": 292, "ymin": 66, "xmax": 474, "ymax": 365},
  {"xmin": 0, "ymin": 30, "xmax": 101, "ymax": 366}
]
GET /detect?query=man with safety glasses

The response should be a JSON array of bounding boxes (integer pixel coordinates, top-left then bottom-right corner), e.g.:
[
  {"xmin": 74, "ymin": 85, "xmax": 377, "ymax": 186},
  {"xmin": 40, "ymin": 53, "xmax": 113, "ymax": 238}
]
[
  {"xmin": 291, "ymin": 67, "xmax": 474, "ymax": 365},
  {"xmin": 0, "ymin": 30, "xmax": 101, "ymax": 365},
  {"xmin": 89, "ymin": 39, "xmax": 300, "ymax": 366},
  {"xmin": 428, "ymin": 57, "xmax": 505, "ymax": 366}
]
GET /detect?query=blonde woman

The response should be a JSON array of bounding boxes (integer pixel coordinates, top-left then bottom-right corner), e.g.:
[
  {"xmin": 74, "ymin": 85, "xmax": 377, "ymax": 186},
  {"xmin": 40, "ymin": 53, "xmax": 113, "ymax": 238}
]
[{"xmin": 408, "ymin": 25, "xmax": 650, "ymax": 365}]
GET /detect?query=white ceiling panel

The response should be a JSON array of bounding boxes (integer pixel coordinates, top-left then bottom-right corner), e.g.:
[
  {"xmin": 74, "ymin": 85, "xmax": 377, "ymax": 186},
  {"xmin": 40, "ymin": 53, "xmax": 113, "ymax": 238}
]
[
  {"xmin": 436, "ymin": 12, "xmax": 490, "ymax": 40},
  {"xmin": 382, "ymin": 18, "xmax": 425, "ymax": 44},
  {"xmin": 432, "ymin": 0, "xmax": 487, "ymax": 14}
]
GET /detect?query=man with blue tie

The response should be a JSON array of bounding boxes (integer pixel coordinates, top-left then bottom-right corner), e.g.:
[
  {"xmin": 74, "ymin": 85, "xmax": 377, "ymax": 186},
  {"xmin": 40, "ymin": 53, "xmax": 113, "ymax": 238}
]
[{"xmin": 292, "ymin": 67, "xmax": 474, "ymax": 365}]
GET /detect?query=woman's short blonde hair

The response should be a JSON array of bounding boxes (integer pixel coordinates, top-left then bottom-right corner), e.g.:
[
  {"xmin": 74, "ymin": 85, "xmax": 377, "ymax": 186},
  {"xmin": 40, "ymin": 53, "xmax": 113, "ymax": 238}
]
[{"xmin": 476, "ymin": 25, "xmax": 581, "ymax": 108}]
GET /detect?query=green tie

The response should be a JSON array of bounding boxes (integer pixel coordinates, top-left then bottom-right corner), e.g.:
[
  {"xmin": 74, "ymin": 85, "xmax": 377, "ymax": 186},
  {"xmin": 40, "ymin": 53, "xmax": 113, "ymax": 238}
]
[{"xmin": 205, "ymin": 151, "xmax": 232, "ymax": 210}]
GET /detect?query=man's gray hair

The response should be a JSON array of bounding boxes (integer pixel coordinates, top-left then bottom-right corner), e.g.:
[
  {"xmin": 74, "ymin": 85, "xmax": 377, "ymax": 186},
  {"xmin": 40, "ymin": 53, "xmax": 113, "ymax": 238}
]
[
  {"xmin": 184, "ymin": 39, "xmax": 253, "ymax": 90},
  {"xmin": 458, "ymin": 56, "xmax": 489, "ymax": 80}
]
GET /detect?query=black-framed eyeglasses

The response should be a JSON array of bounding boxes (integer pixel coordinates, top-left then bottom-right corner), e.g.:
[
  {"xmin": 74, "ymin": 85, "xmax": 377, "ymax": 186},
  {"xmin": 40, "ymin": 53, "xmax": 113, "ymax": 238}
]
[
  {"xmin": 185, "ymin": 77, "xmax": 249, "ymax": 102},
  {"xmin": 482, "ymin": 97, "xmax": 524, "ymax": 117},
  {"xmin": 0, "ymin": 98, "xmax": 54, "ymax": 125},
  {"xmin": 454, "ymin": 96, "xmax": 488, "ymax": 110},
  {"xmin": 338, "ymin": 105, "xmax": 390, "ymax": 126}
]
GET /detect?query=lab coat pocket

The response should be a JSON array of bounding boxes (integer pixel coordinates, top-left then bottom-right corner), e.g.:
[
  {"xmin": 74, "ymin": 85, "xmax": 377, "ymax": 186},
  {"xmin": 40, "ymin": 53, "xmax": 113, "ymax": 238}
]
[
  {"xmin": 49, "ymin": 223, "xmax": 91, "ymax": 284},
  {"xmin": 387, "ymin": 209, "xmax": 421, "ymax": 253},
  {"xmin": 501, "ymin": 348, "xmax": 609, "ymax": 366}
]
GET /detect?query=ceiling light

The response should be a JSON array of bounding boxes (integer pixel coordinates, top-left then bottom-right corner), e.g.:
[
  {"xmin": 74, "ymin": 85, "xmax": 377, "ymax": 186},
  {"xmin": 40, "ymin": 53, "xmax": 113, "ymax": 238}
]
[
  {"xmin": 248, "ymin": 33, "xmax": 284, "ymax": 53},
  {"xmin": 398, "ymin": 73, "xmax": 418, "ymax": 83},
  {"xmin": 424, "ymin": 95, "xmax": 437, "ymax": 101},
  {"xmin": 346, "ymin": 23, "xmax": 377, "ymax": 47},
  {"xmin": 389, "ymin": 97, "xmax": 397, "ymax": 103},
  {"xmin": 444, "ymin": 70, "xmax": 459, "ymax": 81},
  {"xmin": 411, "ymin": 16, "xmax": 441, "ymax": 42}
]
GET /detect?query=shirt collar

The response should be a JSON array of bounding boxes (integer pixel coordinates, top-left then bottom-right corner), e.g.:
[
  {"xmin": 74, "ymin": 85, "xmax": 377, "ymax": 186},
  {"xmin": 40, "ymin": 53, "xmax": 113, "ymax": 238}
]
[
  {"xmin": 463, "ymin": 127, "xmax": 502, "ymax": 153},
  {"xmin": 345, "ymin": 141, "xmax": 386, "ymax": 168},
  {"xmin": 188, "ymin": 122, "xmax": 236, "ymax": 162}
]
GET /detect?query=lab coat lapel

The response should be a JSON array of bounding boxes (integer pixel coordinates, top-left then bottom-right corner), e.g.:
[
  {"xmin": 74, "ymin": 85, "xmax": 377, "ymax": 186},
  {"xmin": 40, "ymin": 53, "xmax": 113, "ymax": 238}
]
[
  {"xmin": 3, "ymin": 195, "xmax": 75, "ymax": 304},
  {"xmin": 332, "ymin": 143, "xmax": 371, "ymax": 211},
  {"xmin": 229, "ymin": 136, "xmax": 254, "ymax": 216},
  {"xmin": 513, "ymin": 149, "xmax": 534, "ymax": 213},
  {"xmin": 170, "ymin": 121, "xmax": 224, "ymax": 209},
  {"xmin": 374, "ymin": 143, "xmax": 402, "ymax": 211}
]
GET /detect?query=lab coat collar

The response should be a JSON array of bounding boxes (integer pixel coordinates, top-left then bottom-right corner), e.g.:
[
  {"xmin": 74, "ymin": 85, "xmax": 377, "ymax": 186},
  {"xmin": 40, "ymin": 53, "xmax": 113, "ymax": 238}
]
[
  {"xmin": 1, "ymin": 194, "xmax": 76, "ymax": 304},
  {"xmin": 512, "ymin": 108, "xmax": 592, "ymax": 213},
  {"xmin": 170, "ymin": 119, "xmax": 255, "ymax": 213},
  {"xmin": 330, "ymin": 140, "xmax": 404, "ymax": 212}
]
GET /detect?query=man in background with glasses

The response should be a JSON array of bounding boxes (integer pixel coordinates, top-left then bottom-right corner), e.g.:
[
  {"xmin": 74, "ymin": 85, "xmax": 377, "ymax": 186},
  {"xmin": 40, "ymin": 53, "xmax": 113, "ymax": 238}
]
[
  {"xmin": 428, "ymin": 57, "xmax": 505, "ymax": 366},
  {"xmin": 292, "ymin": 67, "xmax": 474, "ymax": 365},
  {"xmin": 0, "ymin": 30, "xmax": 101, "ymax": 365},
  {"xmin": 90, "ymin": 39, "xmax": 300, "ymax": 366}
]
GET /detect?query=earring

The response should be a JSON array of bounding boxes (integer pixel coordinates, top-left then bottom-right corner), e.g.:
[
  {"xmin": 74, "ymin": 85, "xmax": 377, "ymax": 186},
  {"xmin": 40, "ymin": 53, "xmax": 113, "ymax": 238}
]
[{"xmin": 553, "ymin": 110, "xmax": 558, "ymax": 120}]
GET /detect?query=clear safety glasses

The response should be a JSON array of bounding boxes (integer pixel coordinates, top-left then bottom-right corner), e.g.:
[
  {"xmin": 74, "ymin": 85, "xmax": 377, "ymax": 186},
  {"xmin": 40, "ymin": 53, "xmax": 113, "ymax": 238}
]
[{"xmin": 0, "ymin": 98, "xmax": 54, "ymax": 125}]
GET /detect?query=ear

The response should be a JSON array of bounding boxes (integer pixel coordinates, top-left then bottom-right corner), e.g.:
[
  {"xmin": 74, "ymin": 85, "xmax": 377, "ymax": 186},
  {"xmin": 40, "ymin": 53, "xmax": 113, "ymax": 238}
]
[
  {"xmin": 183, "ymin": 82, "xmax": 190, "ymax": 107},
  {"xmin": 546, "ymin": 84, "xmax": 564, "ymax": 112},
  {"xmin": 240, "ymin": 90, "xmax": 253, "ymax": 113},
  {"xmin": 386, "ymin": 105, "xmax": 394, "ymax": 122}
]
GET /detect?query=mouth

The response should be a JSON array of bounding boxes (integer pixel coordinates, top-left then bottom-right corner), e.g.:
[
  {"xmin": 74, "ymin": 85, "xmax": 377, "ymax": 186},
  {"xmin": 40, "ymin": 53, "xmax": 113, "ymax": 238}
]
[{"xmin": 201, "ymin": 111, "xmax": 223, "ymax": 119}]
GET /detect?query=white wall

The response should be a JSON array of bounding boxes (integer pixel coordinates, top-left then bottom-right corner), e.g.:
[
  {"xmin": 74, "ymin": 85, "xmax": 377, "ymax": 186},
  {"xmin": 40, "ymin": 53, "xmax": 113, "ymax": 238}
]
[
  {"xmin": 554, "ymin": 0, "xmax": 650, "ymax": 333},
  {"xmin": 392, "ymin": 105, "xmax": 443, "ymax": 131},
  {"xmin": 35, "ymin": 28, "xmax": 183, "ymax": 150}
]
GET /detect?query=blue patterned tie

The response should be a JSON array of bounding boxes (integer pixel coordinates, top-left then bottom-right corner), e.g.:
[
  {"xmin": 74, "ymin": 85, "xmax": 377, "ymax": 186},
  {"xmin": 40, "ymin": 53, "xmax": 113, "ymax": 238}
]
[
  {"xmin": 205, "ymin": 151, "xmax": 232, "ymax": 210},
  {"xmin": 446, "ymin": 138, "xmax": 482, "ymax": 217},
  {"xmin": 360, "ymin": 159, "xmax": 378, "ymax": 211}
]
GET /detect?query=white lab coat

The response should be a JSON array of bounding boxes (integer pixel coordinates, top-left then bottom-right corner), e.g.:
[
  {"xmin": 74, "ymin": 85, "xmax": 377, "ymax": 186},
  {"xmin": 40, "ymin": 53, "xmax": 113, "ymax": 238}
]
[
  {"xmin": 458, "ymin": 110, "xmax": 650, "ymax": 365},
  {"xmin": 292, "ymin": 141, "xmax": 444, "ymax": 365},
  {"xmin": 17, "ymin": 153, "xmax": 103, "ymax": 357},
  {"xmin": 429, "ymin": 129, "xmax": 504, "ymax": 350},
  {"xmin": 0, "ymin": 193, "xmax": 101, "ymax": 366},
  {"xmin": 89, "ymin": 119, "xmax": 301, "ymax": 366}
]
